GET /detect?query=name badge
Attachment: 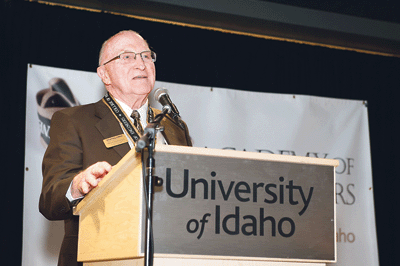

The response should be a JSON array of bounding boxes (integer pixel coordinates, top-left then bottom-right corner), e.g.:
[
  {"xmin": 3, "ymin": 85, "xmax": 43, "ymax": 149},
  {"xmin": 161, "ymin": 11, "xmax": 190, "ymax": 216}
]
[{"xmin": 103, "ymin": 134, "xmax": 128, "ymax": 148}]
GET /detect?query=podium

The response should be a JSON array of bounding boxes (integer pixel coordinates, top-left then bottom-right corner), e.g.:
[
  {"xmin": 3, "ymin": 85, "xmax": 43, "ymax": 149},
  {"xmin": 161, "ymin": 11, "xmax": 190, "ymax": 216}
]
[{"xmin": 73, "ymin": 145, "xmax": 338, "ymax": 266}]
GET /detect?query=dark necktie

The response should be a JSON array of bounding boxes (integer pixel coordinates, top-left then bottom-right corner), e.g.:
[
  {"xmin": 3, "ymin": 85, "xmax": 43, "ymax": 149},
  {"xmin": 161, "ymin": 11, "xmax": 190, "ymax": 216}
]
[{"xmin": 131, "ymin": 110, "xmax": 144, "ymax": 135}]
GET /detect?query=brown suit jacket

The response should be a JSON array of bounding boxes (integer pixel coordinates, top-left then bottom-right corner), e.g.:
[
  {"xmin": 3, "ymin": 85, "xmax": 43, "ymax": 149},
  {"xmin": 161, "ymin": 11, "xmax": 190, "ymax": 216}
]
[{"xmin": 39, "ymin": 99, "xmax": 192, "ymax": 266}]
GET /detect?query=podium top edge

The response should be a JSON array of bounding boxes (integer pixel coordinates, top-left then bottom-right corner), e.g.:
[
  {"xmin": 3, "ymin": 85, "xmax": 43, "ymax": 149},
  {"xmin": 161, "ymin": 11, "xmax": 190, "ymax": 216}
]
[{"xmin": 154, "ymin": 145, "xmax": 340, "ymax": 167}]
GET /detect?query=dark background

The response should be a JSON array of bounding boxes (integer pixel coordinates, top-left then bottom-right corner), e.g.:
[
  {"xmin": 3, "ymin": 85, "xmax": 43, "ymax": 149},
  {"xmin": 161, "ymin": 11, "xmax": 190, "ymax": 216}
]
[
  {"xmin": 3, "ymin": 0, "xmax": 399, "ymax": 265},
  {"xmin": 262, "ymin": 0, "xmax": 400, "ymax": 23}
]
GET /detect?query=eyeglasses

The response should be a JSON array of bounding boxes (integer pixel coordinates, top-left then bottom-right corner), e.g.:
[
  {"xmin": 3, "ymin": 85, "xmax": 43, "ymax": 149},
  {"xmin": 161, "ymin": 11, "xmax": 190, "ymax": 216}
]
[{"xmin": 101, "ymin": 50, "xmax": 156, "ymax": 66}]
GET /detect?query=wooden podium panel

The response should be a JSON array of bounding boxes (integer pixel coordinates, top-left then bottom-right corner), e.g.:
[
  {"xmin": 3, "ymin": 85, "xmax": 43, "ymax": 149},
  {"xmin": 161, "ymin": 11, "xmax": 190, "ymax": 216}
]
[
  {"xmin": 74, "ymin": 145, "xmax": 338, "ymax": 265},
  {"xmin": 74, "ymin": 150, "xmax": 143, "ymax": 262}
]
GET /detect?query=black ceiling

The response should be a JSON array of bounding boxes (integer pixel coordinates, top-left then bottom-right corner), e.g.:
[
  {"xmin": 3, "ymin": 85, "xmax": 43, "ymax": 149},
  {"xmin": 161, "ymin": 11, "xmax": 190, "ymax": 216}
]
[
  {"xmin": 8, "ymin": 0, "xmax": 399, "ymax": 56},
  {"xmin": 261, "ymin": 0, "xmax": 400, "ymax": 24}
]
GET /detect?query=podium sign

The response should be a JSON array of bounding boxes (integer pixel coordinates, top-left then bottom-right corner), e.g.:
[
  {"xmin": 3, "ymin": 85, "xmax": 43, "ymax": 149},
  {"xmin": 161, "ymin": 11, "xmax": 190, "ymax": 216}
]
[
  {"xmin": 146, "ymin": 146, "xmax": 337, "ymax": 262},
  {"xmin": 74, "ymin": 145, "xmax": 338, "ymax": 265}
]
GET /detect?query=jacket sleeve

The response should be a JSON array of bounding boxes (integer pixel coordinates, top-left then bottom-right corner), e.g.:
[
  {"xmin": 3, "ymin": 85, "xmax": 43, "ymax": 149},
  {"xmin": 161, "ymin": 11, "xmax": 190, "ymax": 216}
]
[{"xmin": 39, "ymin": 110, "xmax": 83, "ymax": 221}]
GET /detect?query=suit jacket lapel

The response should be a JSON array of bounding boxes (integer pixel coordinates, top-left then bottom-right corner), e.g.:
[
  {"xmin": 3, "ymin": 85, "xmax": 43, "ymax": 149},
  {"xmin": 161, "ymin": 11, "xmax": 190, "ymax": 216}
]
[
  {"xmin": 151, "ymin": 107, "xmax": 192, "ymax": 146},
  {"xmin": 94, "ymin": 100, "xmax": 130, "ymax": 158}
]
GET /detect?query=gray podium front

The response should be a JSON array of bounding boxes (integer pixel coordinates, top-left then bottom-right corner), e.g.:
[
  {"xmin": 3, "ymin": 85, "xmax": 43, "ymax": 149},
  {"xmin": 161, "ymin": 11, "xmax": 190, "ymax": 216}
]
[{"xmin": 73, "ymin": 145, "xmax": 338, "ymax": 266}]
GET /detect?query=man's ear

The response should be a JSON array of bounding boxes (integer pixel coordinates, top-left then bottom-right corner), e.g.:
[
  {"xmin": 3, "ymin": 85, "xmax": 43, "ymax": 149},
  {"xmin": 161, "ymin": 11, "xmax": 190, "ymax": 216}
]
[{"xmin": 97, "ymin": 66, "xmax": 111, "ymax": 85}]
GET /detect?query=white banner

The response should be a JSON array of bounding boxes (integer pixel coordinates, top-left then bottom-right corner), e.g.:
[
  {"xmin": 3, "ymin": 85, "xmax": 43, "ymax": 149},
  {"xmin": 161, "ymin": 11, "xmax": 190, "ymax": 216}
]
[{"xmin": 24, "ymin": 64, "xmax": 379, "ymax": 265}]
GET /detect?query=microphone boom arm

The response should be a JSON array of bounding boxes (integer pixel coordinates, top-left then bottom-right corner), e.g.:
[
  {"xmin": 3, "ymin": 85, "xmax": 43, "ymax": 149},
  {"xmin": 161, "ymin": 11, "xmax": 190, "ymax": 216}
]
[
  {"xmin": 135, "ymin": 107, "xmax": 169, "ymax": 152},
  {"xmin": 135, "ymin": 107, "xmax": 169, "ymax": 266}
]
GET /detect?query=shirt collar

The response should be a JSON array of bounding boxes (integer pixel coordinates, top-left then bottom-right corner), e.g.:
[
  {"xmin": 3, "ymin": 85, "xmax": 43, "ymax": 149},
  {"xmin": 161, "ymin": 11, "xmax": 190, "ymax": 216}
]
[{"xmin": 115, "ymin": 98, "xmax": 148, "ymax": 127}]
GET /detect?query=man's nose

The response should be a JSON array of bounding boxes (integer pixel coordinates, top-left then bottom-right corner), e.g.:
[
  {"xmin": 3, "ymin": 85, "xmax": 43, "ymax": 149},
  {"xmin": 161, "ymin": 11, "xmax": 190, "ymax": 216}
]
[{"xmin": 133, "ymin": 57, "xmax": 146, "ymax": 70}]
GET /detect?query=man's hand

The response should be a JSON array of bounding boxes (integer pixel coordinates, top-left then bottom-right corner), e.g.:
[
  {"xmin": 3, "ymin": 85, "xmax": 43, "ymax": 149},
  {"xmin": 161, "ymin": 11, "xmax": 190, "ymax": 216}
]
[{"xmin": 71, "ymin": 161, "xmax": 112, "ymax": 199}]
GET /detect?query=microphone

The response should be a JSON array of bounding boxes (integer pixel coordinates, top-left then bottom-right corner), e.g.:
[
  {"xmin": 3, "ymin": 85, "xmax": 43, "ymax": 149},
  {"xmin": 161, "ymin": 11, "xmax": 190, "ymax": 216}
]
[{"xmin": 154, "ymin": 87, "xmax": 180, "ymax": 117}]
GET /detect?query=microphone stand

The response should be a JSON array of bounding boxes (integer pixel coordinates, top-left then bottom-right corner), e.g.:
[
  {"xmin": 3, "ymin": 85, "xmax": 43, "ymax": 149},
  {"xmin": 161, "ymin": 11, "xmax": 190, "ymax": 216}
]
[{"xmin": 135, "ymin": 108, "xmax": 168, "ymax": 266}]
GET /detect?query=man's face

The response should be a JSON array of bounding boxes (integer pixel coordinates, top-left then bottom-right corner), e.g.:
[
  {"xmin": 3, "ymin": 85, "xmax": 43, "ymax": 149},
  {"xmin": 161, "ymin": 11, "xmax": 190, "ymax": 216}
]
[{"xmin": 97, "ymin": 31, "xmax": 156, "ymax": 100}]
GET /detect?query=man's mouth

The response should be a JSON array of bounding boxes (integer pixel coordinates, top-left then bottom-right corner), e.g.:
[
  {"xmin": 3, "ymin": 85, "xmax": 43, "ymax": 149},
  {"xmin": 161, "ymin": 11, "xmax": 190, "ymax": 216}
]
[{"xmin": 133, "ymin": 75, "xmax": 147, "ymax": 79}]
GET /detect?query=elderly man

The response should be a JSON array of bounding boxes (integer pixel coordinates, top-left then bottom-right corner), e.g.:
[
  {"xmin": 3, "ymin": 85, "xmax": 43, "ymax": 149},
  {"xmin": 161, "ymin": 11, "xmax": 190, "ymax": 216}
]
[{"xmin": 39, "ymin": 30, "xmax": 192, "ymax": 266}]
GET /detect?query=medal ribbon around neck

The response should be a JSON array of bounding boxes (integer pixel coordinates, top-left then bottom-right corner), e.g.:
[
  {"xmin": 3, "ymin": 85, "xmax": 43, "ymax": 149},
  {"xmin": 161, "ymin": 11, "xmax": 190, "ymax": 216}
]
[{"xmin": 102, "ymin": 92, "xmax": 154, "ymax": 144}]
